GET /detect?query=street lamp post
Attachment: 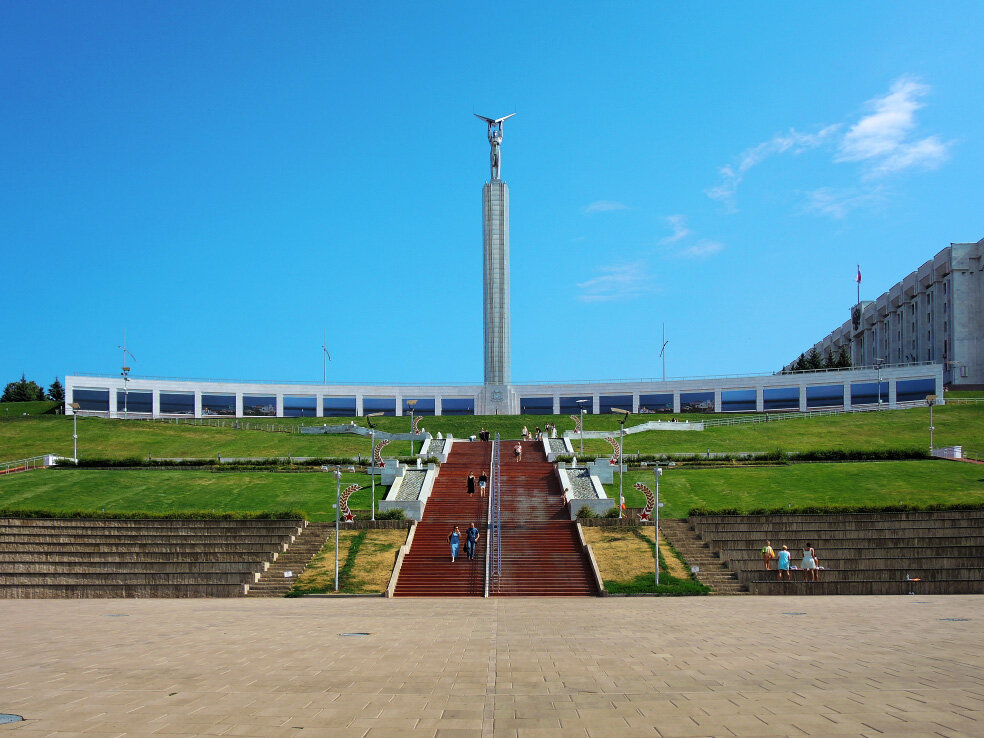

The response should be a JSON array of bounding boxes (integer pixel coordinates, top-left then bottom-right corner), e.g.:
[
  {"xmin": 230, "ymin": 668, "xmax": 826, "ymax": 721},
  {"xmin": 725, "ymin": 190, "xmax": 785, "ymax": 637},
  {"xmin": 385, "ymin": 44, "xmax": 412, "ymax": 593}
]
[
  {"xmin": 407, "ymin": 399, "xmax": 418, "ymax": 456},
  {"xmin": 365, "ymin": 412, "xmax": 384, "ymax": 522},
  {"xmin": 321, "ymin": 464, "xmax": 342, "ymax": 591},
  {"xmin": 71, "ymin": 402, "xmax": 80, "ymax": 460},
  {"xmin": 654, "ymin": 465, "xmax": 662, "ymax": 587},
  {"xmin": 576, "ymin": 399, "xmax": 589, "ymax": 455},
  {"xmin": 874, "ymin": 358, "xmax": 885, "ymax": 405},
  {"xmin": 926, "ymin": 395, "xmax": 936, "ymax": 455},
  {"xmin": 612, "ymin": 408, "xmax": 631, "ymax": 520}
]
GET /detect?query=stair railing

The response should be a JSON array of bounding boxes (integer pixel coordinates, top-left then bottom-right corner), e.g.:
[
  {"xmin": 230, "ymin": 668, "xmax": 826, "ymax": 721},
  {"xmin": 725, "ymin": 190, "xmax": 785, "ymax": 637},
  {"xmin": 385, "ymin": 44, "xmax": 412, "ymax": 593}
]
[{"xmin": 485, "ymin": 433, "xmax": 502, "ymax": 597}]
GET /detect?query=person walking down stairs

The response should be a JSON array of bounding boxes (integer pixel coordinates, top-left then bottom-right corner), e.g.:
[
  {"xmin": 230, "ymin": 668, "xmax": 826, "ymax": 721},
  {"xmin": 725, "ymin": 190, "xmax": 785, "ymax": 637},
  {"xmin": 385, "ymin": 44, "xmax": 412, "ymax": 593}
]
[{"xmin": 448, "ymin": 526, "xmax": 461, "ymax": 563}]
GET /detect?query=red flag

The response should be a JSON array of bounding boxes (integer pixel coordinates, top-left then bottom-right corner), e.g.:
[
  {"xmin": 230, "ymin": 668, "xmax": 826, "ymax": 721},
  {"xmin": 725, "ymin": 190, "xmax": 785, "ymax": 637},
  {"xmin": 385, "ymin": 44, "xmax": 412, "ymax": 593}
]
[{"xmin": 856, "ymin": 266, "xmax": 862, "ymax": 284}]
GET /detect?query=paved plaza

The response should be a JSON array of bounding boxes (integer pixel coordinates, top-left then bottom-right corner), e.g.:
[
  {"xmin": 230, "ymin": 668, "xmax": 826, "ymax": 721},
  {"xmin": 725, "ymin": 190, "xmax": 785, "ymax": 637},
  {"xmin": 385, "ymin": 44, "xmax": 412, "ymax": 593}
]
[{"xmin": 1, "ymin": 596, "xmax": 982, "ymax": 737}]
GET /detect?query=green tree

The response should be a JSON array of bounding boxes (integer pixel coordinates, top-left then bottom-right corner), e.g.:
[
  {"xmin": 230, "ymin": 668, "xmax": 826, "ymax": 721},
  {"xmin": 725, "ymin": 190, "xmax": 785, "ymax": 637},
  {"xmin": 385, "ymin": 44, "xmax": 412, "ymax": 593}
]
[
  {"xmin": 836, "ymin": 345, "xmax": 852, "ymax": 368},
  {"xmin": 47, "ymin": 377, "xmax": 65, "ymax": 403},
  {"xmin": 1, "ymin": 374, "xmax": 45, "ymax": 402},
  {"xmin": 823, "ymin": 349, "xmax": 835, "ymax": 369},
  {"xmin": 793, "ymin": 354, "xmax": 808, "ymax": 371},
  {"xmin": 805, "ymin": 348, "xmax": 824, "ymax": 370}
]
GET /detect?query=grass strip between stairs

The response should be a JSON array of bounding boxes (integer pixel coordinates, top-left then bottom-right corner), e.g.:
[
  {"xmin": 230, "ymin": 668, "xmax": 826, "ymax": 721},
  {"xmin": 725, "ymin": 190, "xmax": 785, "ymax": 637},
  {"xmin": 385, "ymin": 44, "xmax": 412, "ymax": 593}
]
[
  {"xmin": 582, "ymin": 526, "xmax": 709, "ymax": 596},
  {"xmin": 288, "ymin": 529, "xmax": 405, "ymax": 595}
]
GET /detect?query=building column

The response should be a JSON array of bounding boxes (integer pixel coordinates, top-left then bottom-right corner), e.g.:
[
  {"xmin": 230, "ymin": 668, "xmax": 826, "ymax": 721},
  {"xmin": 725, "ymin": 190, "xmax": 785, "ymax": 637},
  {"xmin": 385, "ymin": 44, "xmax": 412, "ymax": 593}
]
[
  {"xmin": 888, "ymin": 379, "xmax": 897, "ymax": 408},
  {"xmin": 152, "ymin": 389, "xmax": 160, "ymax": 418},
  {"xmin": 65, "ymin": 384, "xmax": 74, "ymax": 414},
  {"xmin": 194, "ymin": 392, "xmax": 203, "ymax": 418},
  {"xmin": 235, "ymin": 393, "xmax": 244, "ymax": 418},
  {"xmin": 755, "ymin": 387, "xmax": 764, "ymax": 412},
  {"xmin": 109, "ymin": 389, "xmax": 118, "ymax": 418},
  {"xmin": 315, "ymin": 394, "xmax": 323, "ymax": 418},
  {"xmin": 434, "ymin": 395, "xmax": 442, "ymax": 416},
  {"xmin": 553, "ymin": 396, "xmax": 560, "ymax": 414},
  {"xmin": 275, "ymin": 395, "xmax": 284, "ymax": 418},
  {"xmin": 395, "ymin": 394, "xmax": 403, "ymax": 417},
  {"xmin": 632, "ymin": 392, "xmax": 639, "ymax": 414},
  {"xmin": 592, "ymin": 395, "xmax": 600, "ymax": 415},
  {"xmin": 798, "ymin": 385, "xmax": 807, "ymax": 412},
  {"xmin": 355, "ymin": 394, "xmax": 364, "ymax": 416},
  {"xmin": 713, "ymin": 390, "xmax": 722, "ymax": 413},
  {"xmin": 672, "ymin": 391, "xmax": 681, "ymax": 414},
  {"xmin": 843, "ymin": 383, "xmax": 852, "ymax": 410}
]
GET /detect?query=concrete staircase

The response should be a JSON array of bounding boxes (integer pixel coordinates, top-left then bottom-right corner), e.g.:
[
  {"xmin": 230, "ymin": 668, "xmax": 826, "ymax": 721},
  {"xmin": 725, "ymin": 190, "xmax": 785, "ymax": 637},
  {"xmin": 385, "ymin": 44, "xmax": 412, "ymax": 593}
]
[
  {"xmin": 691, "ymin": 510, "xmax": 984, "ymax": 595},
  {"xmin": 247, "ymin": 522, "xmax": 334, "ymax": 597},
  {"xmin": 393, "ymin": 442, "xmax": 490, "ymax": 596},
  {"xmin": 495, "ymin": 441, "xmax": 598, "ymax": 596},
  {"xmin": 658, "ymin": 518, "xmax": 746, "ymax": 595},
  {"xmin": 0, "ymin": 518, "xmax": 304, "ymax": 598}
]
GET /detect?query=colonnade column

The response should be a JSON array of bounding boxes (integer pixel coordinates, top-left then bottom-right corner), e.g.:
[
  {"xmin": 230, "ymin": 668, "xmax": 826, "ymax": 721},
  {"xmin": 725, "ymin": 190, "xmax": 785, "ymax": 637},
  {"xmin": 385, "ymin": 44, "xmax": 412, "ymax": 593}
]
[
  {"xmin": 553, "ymin": 396, "xmax": 560, "ymax": 414},
  {"xmin": 275, "ymin": 395, "xmax": 284, "ymax": 418},
  {"xmin": 315, "ymin": 394, "xmax": 323, "ymax": 418},
  {"xmin": 194, "ymin": 392, "xmax": 203, "ymax": 418},
  {"xmin": 843, "ymin": 383, "xmax": 852, "ymax": 410},
  {"xmin": 798, "ymin": 386, "xmax": 807, "ymax": 412},
  {"xmin": 713, "ymin": 390, "xmax": 722, "ymax": 413},
  {"xmin": 235, "ymin": 393, "xmax": 244, "ymax": 418},
  {"xmin": 888, "ymin": 379, "xmax": 897, "ymax": 408},
  {"xmin": 355, "ymin": 395, "xmax": 364, "ymax": 416},
  {"xmin": 395, "ymin": 394, "xmax": 403, "ymax": 417},
  {"xmin": 592, "ymin": 395, "xmax": 600, "ymax": 415},
  {"xmin": 434, "ymin": 396, "xmax": 442, "ymax": 416},
  {"xmin": 65, "ymin": 384, "xmax": 74, "ymax": 414},
  {"xmin": 152, "ymin": 389, "xmax": 160, "ymax": 418},
  {"xmin": 109, "ymin": 388, "xmax": 118, "ymax": 418},
  {"xmin": 672, "ymin": 392, "xmax": 681, "ymax": 414},
  {"xmin": 755, "ymin": 387, "xmax": 764, "ymax": 412},
  {"xmin": 632, "ymin": 392, "xmax": 639, "ymax": 414}
]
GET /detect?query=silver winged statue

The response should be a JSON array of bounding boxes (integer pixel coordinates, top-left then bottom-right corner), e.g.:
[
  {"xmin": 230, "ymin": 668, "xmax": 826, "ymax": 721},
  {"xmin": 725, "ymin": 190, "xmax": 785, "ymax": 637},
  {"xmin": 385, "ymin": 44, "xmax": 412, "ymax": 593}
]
[{"xmin": 475, "ymin": 113, "xmax": 516, "ymax": 180}]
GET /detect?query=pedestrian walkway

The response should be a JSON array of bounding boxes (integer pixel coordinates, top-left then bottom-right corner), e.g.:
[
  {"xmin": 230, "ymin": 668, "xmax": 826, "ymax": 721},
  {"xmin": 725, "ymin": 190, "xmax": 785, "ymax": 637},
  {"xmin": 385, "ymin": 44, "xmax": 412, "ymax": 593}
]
[{"xmin": 1, "ymin": 596, "xmax": 981, "ymax": 736}]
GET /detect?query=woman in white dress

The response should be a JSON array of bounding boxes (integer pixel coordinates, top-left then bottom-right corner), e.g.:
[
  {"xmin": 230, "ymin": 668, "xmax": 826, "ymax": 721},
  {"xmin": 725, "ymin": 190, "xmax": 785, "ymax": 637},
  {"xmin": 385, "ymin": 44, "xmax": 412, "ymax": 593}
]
[{"xmin": 801, "ymin": 543, "xmax": 818, "ymax": 582}]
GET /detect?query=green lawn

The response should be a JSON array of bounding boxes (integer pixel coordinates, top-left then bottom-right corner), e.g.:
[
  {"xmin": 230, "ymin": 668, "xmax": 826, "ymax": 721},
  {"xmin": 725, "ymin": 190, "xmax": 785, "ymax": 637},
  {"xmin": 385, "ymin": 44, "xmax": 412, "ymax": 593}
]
[
  {"xmin": 2, "ymin": 404, "xmax": 981, "ymax": 465},
  {"xmin": 579, "ymin": 405, "xmax": 984, "ymax": 459},
  {"xmin": 0, "ymin": 401, "xmax": 59, "ymax": 418},
  {"xmin": 601, "ymin": 460, "xmax": 984, "ymax": 517},
  {"xmin": 0, "ymin": 469, "xmax": 383, "ymax": 521}
]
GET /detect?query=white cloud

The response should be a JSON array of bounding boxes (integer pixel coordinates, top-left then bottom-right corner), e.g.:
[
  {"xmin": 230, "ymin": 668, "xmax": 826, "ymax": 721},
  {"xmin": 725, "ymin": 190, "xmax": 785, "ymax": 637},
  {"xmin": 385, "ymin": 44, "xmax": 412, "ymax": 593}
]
[
  {"xmin": 678, "ymin": 240, "xmax": 724, "ymax": 259},
  {"xmin": 837, "ymin": 77, "xmax": 950, "ymax": 177},
  {"xmin": 584, "ymin": 200, "xmax": 628, "ymax": 214},
  {"xmin": 659, "ymin": 214, "xmax": 692, "ymax": 245},
  {"xmin": 802, "ymin": 187, "xmax": 887, "ymax": 219},
  {"xmin": 576, "ymin": 262, "xmax": 652, "ymax": 302},
  {"xmin": 706, "ymin": 125, "xmax": 840, "ymax": 211}
]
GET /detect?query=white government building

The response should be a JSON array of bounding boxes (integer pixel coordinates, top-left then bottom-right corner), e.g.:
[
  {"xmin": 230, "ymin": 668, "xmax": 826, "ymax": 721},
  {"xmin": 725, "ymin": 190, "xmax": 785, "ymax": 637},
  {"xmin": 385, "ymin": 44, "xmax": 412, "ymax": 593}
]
[{"xmin": 787, "ymin": 238, "xmax": 983, "ymax": 389}]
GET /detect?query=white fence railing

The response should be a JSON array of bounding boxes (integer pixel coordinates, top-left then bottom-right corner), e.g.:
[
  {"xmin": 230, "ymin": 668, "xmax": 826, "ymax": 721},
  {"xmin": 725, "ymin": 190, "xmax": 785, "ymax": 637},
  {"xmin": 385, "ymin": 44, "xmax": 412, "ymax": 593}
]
[
  {"xmin": 700, "ymin": 400, "xmax": 927, "ymax": 428},
  {"xmin": 0, "ymin": 455, "xmax": 53, "ymax": 475}
]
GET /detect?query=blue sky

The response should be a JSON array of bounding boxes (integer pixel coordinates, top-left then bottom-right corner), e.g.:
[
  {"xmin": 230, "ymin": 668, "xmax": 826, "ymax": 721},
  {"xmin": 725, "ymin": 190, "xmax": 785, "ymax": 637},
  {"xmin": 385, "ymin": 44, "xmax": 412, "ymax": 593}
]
[{"xmin": 2, "ymin": 2, "xmax": 981, "ymax": 387}]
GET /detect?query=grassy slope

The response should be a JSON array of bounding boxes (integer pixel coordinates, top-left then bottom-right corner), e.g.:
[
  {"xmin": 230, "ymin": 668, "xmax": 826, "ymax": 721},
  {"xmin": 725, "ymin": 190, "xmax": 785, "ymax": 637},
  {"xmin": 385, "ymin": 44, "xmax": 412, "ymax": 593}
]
[
  {"xmin": 2, "ymin": 405, "xmax": 981, "ymax": 461},
  {"xmin": 602, "ymin": 460, "xmax": 984, "ymax": 517},
  {"xmin": 0, "ymin": 469, "xmax": 379, "ymax": 521},
  {"xmin": 0, "ymin": 401, "xmax": 59, "ymax": 418}
]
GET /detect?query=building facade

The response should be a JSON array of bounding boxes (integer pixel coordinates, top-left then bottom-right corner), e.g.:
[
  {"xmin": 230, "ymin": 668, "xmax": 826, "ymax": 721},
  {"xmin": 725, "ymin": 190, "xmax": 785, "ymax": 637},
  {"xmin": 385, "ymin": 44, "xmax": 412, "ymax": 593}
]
[
  {"xmin": 65, "ymin": 362, "xmax": 943, "ymax": 419},
  {"xmin": 787, "ymin": 239, "xmax": 984, "ymax": 388}
]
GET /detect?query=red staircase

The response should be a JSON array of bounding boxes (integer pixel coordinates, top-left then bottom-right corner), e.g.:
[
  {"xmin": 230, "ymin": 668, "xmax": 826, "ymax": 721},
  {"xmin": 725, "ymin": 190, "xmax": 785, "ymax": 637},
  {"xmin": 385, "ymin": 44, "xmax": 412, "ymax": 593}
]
[
  {"xmin": 393, "ymin": 442, "xmax": 489, "ymax": 596},
  {"xmin": 393, "ymin": 440, "xmax": 598, "ymax": 597},
  {"xmin": 495, "ymin": 441, "xmax": 598, "ymax": 596}
]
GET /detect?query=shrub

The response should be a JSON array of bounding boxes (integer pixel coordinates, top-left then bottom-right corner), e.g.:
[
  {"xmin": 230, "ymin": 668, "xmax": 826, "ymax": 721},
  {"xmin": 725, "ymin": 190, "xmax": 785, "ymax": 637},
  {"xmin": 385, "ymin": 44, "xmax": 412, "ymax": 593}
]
[
  {"xmin": 575, "ymin": 505, "xmax": 597, "ymax": 519},
  {"xmin": 688, "ymin": 501, "xmax": 984, "ymax": 517},
  {"xmin": 602, "ymin": 507, "xmax": 621, "ymax": 519},
  {"xmin": 373, "ymin": 509, "xmax": 406, "ymax": 520}
]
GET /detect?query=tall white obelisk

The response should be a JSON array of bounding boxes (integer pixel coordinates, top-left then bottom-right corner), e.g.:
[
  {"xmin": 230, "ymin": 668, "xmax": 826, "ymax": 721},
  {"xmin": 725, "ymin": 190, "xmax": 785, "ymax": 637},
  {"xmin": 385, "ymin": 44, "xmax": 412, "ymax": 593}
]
[{"xmin": 476, "ymin": 114, "xmax": 515, "ymax": 407}]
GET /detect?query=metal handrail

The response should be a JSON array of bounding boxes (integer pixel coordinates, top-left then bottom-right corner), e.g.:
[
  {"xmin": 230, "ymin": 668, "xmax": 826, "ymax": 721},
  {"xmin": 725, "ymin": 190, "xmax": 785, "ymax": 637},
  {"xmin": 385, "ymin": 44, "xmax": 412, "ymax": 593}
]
[
  {"xmin": 485, "ymin": 433, "xmax": 502, "ymax": 596},
  {"xmin": 1, "ymin": 454, "xmax": 50, "ymax": 475},
  {"xmin": 66, "ymin": 360, "xmax": 940, "ymax": 390}
]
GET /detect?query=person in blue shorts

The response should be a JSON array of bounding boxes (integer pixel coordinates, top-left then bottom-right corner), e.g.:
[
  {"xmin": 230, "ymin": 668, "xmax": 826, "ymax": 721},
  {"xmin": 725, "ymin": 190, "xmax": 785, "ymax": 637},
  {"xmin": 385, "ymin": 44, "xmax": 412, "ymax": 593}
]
[
  {"xmin": 447, "ymin": 526, "xmax": 461, "ymax": 563},
  {"xmin": 776, "ymin": 545, "xmax": 791, "ymax": 581}
]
